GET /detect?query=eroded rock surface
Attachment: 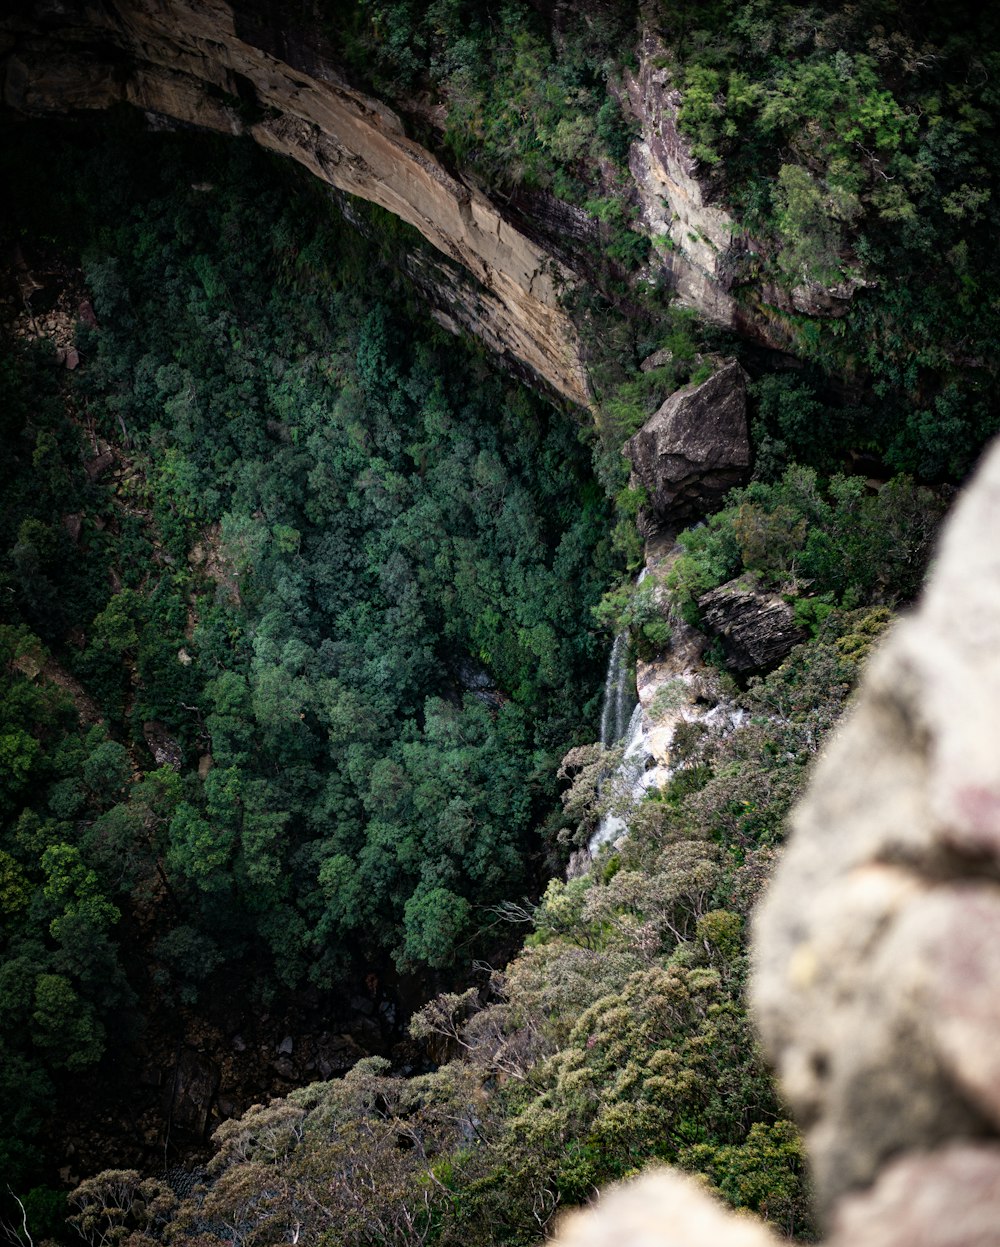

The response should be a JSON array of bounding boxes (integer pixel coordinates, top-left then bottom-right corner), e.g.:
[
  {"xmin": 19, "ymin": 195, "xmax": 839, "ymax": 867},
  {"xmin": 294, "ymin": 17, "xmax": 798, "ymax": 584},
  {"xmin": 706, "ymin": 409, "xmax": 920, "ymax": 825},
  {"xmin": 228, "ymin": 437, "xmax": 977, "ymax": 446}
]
[
  {"xmin": 624, "ymin": 360, "xmax": 750, "ymax": 530},
  {"xmin": 622, "ymin": 33, "xmax": 741, "ymax": 329},
  {"xmin": 753, "ymin": 435, "xmax": 1000, "ymax": 1214},
  {"xmin": 698, "ymin": 577, "xmax": 806, "ymax": 672}
]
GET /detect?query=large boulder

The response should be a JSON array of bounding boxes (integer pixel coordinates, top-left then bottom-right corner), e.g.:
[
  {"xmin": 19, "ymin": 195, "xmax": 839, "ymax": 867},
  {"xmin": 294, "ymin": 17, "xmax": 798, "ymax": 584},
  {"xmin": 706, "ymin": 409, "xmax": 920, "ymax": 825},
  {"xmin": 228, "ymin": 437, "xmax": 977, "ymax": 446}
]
[
  {"xmin": 697, "ymin": 577, "xmax": 806, "ymax": 672},
  {"xmin": 753, "ymin": 436, "xmax": 1000, "ymax": 1216},
  {"xmin": 624, "ymin": 360, "xmax": 750, "ymax": 532}
]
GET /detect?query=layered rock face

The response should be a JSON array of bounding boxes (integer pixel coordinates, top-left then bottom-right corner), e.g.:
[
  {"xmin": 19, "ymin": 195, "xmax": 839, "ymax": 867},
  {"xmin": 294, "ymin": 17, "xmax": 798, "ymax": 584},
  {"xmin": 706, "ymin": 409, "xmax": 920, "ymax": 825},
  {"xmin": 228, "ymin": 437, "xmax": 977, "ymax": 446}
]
[
  {"xmin": 1, "ymin": 3, "xmax": 861, "ymax": 404},
  {"xmin": 622, "ymin": 33, "xmax": 741, "ymax": 329},
  {"xmin": 623, "ymin": 359, "xmax": 750, "ymax": 531},
  {"xmin": 0, "ymin": 0, "xmax": 589, "ymax": 406},
  {"xmin": 697, "ymin": 576, "xmax": 806, "ymax": 672}
]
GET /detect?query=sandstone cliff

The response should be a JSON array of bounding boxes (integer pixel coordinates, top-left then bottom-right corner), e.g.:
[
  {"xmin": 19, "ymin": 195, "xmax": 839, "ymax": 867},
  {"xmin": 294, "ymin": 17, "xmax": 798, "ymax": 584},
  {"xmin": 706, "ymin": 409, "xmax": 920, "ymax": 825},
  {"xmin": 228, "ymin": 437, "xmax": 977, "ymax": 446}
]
[
  {"xmin": 1, "ymin": 1, "xmax": 853, "ymax": 411},
  {"xmin": 1, "ymin": 0, "xmax": 590, "ymax": 406}
]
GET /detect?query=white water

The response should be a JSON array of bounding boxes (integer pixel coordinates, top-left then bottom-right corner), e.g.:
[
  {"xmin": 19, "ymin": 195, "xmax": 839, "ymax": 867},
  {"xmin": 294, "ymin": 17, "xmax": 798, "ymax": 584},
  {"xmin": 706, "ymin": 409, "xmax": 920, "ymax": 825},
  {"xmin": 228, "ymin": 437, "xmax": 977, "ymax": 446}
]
[
  {"xmin": 588, "ymin": 668, "xmax": 748, "ymax": 856},
  {"xmin": 599, "ymin": 632, "xmax": 633, "ymax": 746}
]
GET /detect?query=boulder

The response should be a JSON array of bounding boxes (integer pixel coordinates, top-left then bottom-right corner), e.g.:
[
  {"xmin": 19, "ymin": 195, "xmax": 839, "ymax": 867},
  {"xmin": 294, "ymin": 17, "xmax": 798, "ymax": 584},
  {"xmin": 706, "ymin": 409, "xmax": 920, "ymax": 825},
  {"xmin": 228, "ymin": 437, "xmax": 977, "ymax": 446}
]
[
  {"xmin": 550, "ymin": 1168, "xmax": 779, "ymax": 1247},
  {"xmin": 623, "ymin": 361, "xmax": 750, "ymax": 531},
  {"xmin": 143, "ymin": 719, "xmax": 183, "ymax": 769},
  {"xmin": 697, "ymin": 577, "xmax": 805, "ymax": 672}
]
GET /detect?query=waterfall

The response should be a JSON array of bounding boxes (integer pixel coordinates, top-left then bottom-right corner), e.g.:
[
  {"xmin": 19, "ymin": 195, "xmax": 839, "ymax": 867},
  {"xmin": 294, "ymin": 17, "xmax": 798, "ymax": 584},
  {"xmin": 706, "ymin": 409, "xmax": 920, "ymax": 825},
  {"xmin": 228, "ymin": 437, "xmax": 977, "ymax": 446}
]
[
  {"xmin": 588, "ymin": 672, "xmax": 748, "ymax": 858},
  {"xmin": 599, "ymin": 632, "xmax": 633, "ymax": 746}
]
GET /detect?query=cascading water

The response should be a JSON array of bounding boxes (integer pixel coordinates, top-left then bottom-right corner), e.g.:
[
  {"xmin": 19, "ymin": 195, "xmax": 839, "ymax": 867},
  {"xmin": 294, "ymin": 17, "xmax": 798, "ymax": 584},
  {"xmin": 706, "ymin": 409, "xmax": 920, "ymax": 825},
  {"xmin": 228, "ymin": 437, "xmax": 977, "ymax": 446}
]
[
  {"xmin": 587, "ymin": 599, "xmax": 750, "ymax": 858},
  {"xmin": 599, "ymin": 632, "xmax": 633, "ymax": 746},
  {"xmin": 588, "ymin": 682, "xmax": 749, "ymax": 856}
]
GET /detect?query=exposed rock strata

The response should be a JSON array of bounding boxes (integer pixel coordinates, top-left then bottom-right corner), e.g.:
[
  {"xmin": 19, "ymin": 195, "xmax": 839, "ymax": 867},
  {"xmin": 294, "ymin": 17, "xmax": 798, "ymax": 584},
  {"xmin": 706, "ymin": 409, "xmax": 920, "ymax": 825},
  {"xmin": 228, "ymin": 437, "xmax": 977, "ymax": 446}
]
[
  {"xmin": 623, "ymin": 360, "xmax": 750, "ymax": 530},
  {"xmin": 698, "ymin": 577, "xmax": 806, "ymax": 672},
  {"xmin": 0, "ymin": 0, "xmax": 589, "ymax": 406},
  {"xmin": 621, "ymin": 33, "xmax": 742, "ymax": 328},
  {"xmin": 620, "ymin": 32, "xmax": 867, "ymax": 338},
  {"xmin": 1, "ymin": 3, "xmax": 866, "ymax": 401}
]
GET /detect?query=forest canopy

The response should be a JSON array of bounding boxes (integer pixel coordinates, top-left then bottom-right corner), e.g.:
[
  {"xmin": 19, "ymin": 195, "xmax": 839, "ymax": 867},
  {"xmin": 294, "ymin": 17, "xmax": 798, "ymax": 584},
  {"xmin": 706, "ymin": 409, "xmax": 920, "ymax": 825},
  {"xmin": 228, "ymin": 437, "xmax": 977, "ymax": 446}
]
[{"xmin": 0, "ymin": 116, "xmax": 619, "ymax": 1186}]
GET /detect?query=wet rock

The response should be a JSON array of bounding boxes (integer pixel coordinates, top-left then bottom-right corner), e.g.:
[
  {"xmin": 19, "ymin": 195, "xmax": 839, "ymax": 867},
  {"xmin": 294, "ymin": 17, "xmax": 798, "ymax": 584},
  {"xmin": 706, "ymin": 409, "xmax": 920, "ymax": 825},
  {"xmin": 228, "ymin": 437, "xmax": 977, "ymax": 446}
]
[
  {"xmin": 165, "ymin": 1049, "xmax": 219, "ymax": 1136},
  {"xmin": 623, "ymin": 361, "xmax": 750, "ymax": 531},
  {"xmin": 697, "ymin": 577, "xmax": 806, "ymax": 672},
  {"xmin": 566, "ymin": 847, "xmax": 593, "ymax": 880},
  {"xmin": 277, "ymin": 1035, "xmax": 294, "ymax": 1055}
]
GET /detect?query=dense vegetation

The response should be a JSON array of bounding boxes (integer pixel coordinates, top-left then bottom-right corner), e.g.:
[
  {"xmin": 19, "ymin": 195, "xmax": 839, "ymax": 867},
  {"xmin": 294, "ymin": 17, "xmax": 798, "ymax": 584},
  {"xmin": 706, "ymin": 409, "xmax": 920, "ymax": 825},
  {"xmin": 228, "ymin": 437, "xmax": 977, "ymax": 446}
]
[
  {"xmin": 4, "ymin": 0, "xmax": 1000, "ymax": 1241},
  {"xmin": 63, "ymin": 604, "xmax": 895, "ymax": 1247},
  {"xmin": 0, "ymin": 117, "xmax": 618, "ymax": 1191}
]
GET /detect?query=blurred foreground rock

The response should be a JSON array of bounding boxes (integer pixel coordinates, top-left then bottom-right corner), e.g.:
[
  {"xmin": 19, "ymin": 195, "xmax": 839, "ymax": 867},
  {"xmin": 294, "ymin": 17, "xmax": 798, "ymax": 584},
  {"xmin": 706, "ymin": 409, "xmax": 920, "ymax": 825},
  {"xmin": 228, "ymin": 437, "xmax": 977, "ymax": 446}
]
[
  {"xmin": 551, "ymin": 1169, "xmax": 779, "ymax": 1247},
  {"xmin": 753, "ymin": 435, "xmax": 1000, "ymax": 1215},
  {"xmin": 552, "ymin": 439, "xmax": 1000, "ymax": 1245}
]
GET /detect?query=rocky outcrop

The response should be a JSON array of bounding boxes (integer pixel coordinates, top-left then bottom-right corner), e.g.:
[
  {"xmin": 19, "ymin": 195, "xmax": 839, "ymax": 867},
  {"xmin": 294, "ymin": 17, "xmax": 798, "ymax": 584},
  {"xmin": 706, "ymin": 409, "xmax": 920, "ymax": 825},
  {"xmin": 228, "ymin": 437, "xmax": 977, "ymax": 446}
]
[
  {"xmin": 143, "ymin": 719, "xmax": 183, "ymax": 769},
  {"xmin": 697, "ymin": 577, "xmax": 806, "ymax": 672},
  {"xmin": 621, "ymin": 33, "xmax": 742, "ymax": 329},
  {"xmin": 549, "ymin": 444, "xmax": 1000, "ymax": 1247},
  {"xmin": 620, "ymin": 32, "xmax": 868, "ymax": 341},
  {"xmin": 0, "ymin": 0, "xmax": 589, "ymax": 407},
  {"xmin": 753, "ymin": 434, "xmax": 1000, "ymax": 1218},
  {"xmin": 623, "ymin": 360, "xmax": 750, "ymax": 531}
]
